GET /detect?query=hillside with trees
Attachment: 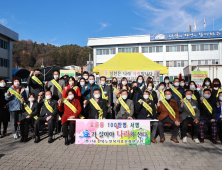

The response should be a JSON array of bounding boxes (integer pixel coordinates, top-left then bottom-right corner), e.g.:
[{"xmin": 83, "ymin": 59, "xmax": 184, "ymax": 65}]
[{"xmin": 12, "ymin": 40, "xmax": 92, "ymax": 70}]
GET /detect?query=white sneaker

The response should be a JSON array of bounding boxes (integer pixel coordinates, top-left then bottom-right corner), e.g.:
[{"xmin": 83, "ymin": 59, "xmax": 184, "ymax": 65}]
[
  {"xmin": 13, "ymin": 134, "xmax": 18, "ymax": 139},
  {"xmin": 182, "ymin": 137, "xmax": 187, "ymax": 143},
  {"xmin": 193, "ymin": 138, "xmax": 200, "ymax": 144}
]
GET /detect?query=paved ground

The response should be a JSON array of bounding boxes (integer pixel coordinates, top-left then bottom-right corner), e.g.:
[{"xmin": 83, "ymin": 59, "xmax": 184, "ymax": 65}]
[{"xmin": 0, "ymin": 126, "xmax": 222, "ymax": 170}]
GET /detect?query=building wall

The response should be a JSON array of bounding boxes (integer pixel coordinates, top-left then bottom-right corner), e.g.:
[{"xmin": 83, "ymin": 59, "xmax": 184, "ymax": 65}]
[{"xmin": 0, "ymin": 34, "xmax": 10, "ymax": 78}]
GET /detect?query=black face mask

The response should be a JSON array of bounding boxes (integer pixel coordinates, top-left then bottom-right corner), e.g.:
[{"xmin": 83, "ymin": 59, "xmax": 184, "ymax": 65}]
[
  {"xmin": 133, "ymin": 86, "xmax": 138, "ymax": 92},
  {"xmin": 35, "ymin": 74, "xmax": 40, "ymax": 77},
  {"xmin": 112, "ymin": 82, "xmax": 117, "ymax": 85},
  {"xmin": 214, "ymin": 84, "xmax": 219, "ymax": 87}
]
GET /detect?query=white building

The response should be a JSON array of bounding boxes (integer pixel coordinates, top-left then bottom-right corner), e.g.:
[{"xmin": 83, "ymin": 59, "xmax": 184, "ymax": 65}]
[
  {"xmin": 87, "ymin": 30, "xmax": 222, "ymax": 82},
  {"xmin": 0, "ymin": 24, "xmax": 19, "ymax": 80}
]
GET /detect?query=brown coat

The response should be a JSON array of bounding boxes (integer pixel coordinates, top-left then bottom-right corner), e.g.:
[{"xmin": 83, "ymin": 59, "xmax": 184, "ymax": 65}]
[{"xmin": 156, "ymin": 99, "xmax": 179, "ymax": 122}]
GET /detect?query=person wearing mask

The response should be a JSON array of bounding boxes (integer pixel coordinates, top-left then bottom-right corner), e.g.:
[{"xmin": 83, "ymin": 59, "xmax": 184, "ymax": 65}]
[
  {"xmin": 179, "ymin": 90, "xmax": 200, "ymax": 144},
  {"xmin": 83, "ymin": 89, "xmax": 107, "ymax": 119},
  {"xmin": 188, "ymin": 81, "xmax": 201, "ymax": 106},
  {"xmin": 99, "ymin": 76, "xmax": 111, "ymax": 119},
  {"xmin": 170, "ymin": 78, "xmax": 184, "ymax": 107},
  {"xmin": 0, "ymin": 78, "xmax": 9, "ymax": 138},
  {"xmin": 136, "ymin": 90, "xmax": 158, "ymax": 143},
  {"xmin": 136, "ymin": 75, "xmax": 146, "ymax": 92},
  {"xmin": 200, "ymin": 78, "xmax": 211, "ymax": 97},
  {"xmin": 60, "ymin": 74, "xmax": 69, "ymax": 84},
  {"xmin": 128, "ymin": 81, "xmax": 143, "ymax": 118},
  {"xmin": 157, "ymin": 89, "xmax": 180, "ymax": 143},
  {"xmin": 147, "ymin": 82, "xmax": 158, "ymax": 105},
  {"xmin": 199, "ymin": 89, "xmax": 217, "ymax": 144},
  {"xmin": 114, "ymin": 90, "xmax": 134, "ymax": 119},
  {"xmin": 156, "ymin": 82, "xmax": 166, "ymax": 102},
  {"xmin": 27, "ymin": 69, "xmax": 44, "ymax": 100},
  {"xmin": 81, "ymin": 74, "xmax": 99, "ymax": 99},
  {"xmin": 179, "ymin": 79, "xmax": 185, "ymax": 90},
  {"xmin": 210, "ymin": 78, "xmax": 221, "ymax": 104},
  {"xmin": 34, "ymin": 91, "xmax": 58, "ymax": 143},
  {"xmin": 63, "ymin": 77, "xmax": 81, "ymax": 101},
  {"xmin": 82, "ymin": 71, "xmax": 89, "ymax": 85},
  {"xmin": 44, "ymin": 70, "xmax": 65, "ymax": 101},
  {"xmin": 110, "ymin": 77, "xmax": 120, "ymax": 119},
  {"xmin": 20, "ymin": 93, "xmax": 39, "ymax": 142},
  {"xmin": 118, "ymin": 77, "xmax": 130, "ymax": 92},
  {"xmin": 5, "ymin": 77, "xmax": 27, "ymax": 139},
  {"xmin": 58, "ymin": 89, "xmax": 81, "ymax": 145},
  {"xmin": 216, "ymin": 92, "xmax": 222, "ymax": 143},
  {"xmin": 164, "ymin": 76, "xmax": 170, "ymax": 88},
  {"xmin": 78, "ymin": 78, "xmax": 86, "ymax": 92}
]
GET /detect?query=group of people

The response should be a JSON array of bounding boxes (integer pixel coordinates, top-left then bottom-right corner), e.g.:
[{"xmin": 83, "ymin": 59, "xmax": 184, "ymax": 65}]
[{"xmin": 0, "ymin": 69, "xmax": 222, "ymax": 146}]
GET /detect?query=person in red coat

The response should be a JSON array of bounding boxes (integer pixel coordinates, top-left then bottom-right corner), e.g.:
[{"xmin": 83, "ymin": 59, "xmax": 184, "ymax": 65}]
[
  {"xmin": 62, "ymin": 77, "xmax": 81, "ymax": 101},
  {"xmin": 58, "ymin": 89, "xmax": 82, "ymax": 145}
]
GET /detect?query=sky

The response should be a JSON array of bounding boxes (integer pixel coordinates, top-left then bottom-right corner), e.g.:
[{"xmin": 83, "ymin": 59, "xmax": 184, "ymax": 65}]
[{"xmin": 1, "ymin": 0, "xmax": 222, "ymax": 47}]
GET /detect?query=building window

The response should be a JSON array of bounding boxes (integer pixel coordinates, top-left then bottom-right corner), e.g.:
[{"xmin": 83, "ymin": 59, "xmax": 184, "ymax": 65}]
[
  {"xmin": 166, "ymin": 45, "xmax": 187, "ymax": 52},
  {"xmin": 204, "ymin": 44, "xmax": 209, "ymax": 51},
  {"xmin": 196, "ymin": 45, "xmax": 200, "ymax": 51},
  {"xmin": 214, "ymin": 44, "xmax": 218, "ymax": 50},
  {"xmin": 103, "ymin": 49, "xmax": 106, "ymax": 55},
  {"xmin": 184, "ymin": 45, "xmax": 188, "ymax": 51},
  {"xmin": 118, "ymin": 48, "xmax": 122, "ymax": 53},
  {"xmin": 166, "ymin": 60, "xmax": 188, "ymax": 67},
  {"xmin": 192, "ymin": 59, "xmax": 219, "ymax": 65},
  {"xmin": 0, "ymin": 58, "xmax": 8, "ymax": 67},
  {"xmin": 152, "ymin": 47, "xmax": 156, "ymax": 53},
  {"xmin": 0, "ymin": 40, "xmax": 3, "ymax": 48},
  {"xmin": 145, "ymin": 47, "xmax": 148, "ymax": 53},
  {"xmin": 110, "ymin": 49, "xmax": 113, "ymax": 54},
  {"xmin": 97, "ymin": 50, "xmax": 100, "ymax": 55}
]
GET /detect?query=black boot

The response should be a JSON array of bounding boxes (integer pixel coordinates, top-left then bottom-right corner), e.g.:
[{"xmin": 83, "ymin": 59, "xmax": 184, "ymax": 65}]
[
  {"xmin": 70, "ymin": 136, "xmax": 75, "ymax": 144},
  {"xmin": 34, "ymin": 136, "xmax": 40, "ymax": 143},
  {"xmin": 65, "ymin": 137, "xmax": 69, "ymax": 145},
  {"xmin": 24, "ymin": 136, "xmax": 28, "ymax": 142},
  {"xmin": 20, "ymin": 136, "xmax": 24, "ymax": 142},
  {"xmin": 48, "ymin": 136, "xmax": 53, "ymax": 143}
]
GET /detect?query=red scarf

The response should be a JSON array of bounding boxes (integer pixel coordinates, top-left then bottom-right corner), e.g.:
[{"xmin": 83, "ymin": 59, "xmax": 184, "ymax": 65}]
[{"xmin": 13, "ymin": 85, "xmax": 21, "ymax": 94}]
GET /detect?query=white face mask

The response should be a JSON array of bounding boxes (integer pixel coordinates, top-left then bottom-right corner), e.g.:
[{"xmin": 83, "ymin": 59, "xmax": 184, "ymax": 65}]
[
  {"xmin": 122, "ymin": 95, "xmax": 127, "ymax": 100},
  {"xmin": 68, "ymin": 95, "xmax": 74, "ymax": 100},
  {"xmin": 219, "ymin": 97, "xmax": 222, "ymax": 101},
  {"xmin": 80, "ymin": 82, "xmax": 85, "ymax": 86},
  {"xmin": 54, "ymin": 75, "xmax": 59, "ymax": 79},
  {"xmin": 165, "ymin": 80, "xmax": 169, "ymax": 84},
  {"xmin": 174, "ymin": 82, "xmax": 179, "ymax": 87},
  {"xmin": 0, "ymin": 82, "xmax": 6, "ymax": 87},
  {"xmin": 100, "ymin": 81, "xmax": 105, "ymax": 85},
  {"xmin": 148, "ymin": 86, "xmax": 152, "ymax": 90},
  {"xmin": 159, "ymin": 86, "xmax": 164, "ymax": 90},
  {"xmin": 28, "ymin": 98, "xmax": 35, "ymax": 102},
  {"xmin": 180, "ymin": 83, "xmax": 185, "ymax": 87},
  {"xmin": 143, "ymin": 95, "xmax": 149, "ymax": 99},
  {"xmin": 45, "ymin": 95, "xmax": 51, "ymax": 100},
  {"xmin": 83, "ymin": 76, "xmax": 88, "ymax": 80},
  {"xmin": 89, "ymin": 80, "xmax": 94, "ymax": 84},
  {"xmin": 14, "ymin": 82, "xmax": 20, "ymax": 87},
  {"xmin": 205, "ymin": 82, "xmax": 210, "ymax": 86},
  {"xmin": 138, "ymin": 80, "xmax": 143, "ymax": 83},
  {"xmin": 190, "ymin": 85, "xmax": 195, "ymax": 90},
  {"xmin": 122, "ymin": 81, "xmax": 127, "ymax": 85},
  {"xmin": 94, "ymin": 94, "xmax": 100, "ymax": 99},
  {"xmin": 69, "ymin": 81, "xmax": 74, "ymax": 85},
  {"xmin": 214, "ymin": 87, "xmax": 218, "ymax": 90},
  {"xmin": 186, "ymin": 95, "xmax": 192, "ymax": 100},
  {"xmin": 165, "ymin": 95, "xmax": 171, "ymax": 100}
]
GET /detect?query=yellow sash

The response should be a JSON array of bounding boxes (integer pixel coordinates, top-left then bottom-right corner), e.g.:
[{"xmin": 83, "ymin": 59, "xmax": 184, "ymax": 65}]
[
  {"xmin": 89, "ymin": 98, "xmax": 103, "ymax": 119},
  {"xmin": 216, "ymin": 88, "xmax": 222, "ymax": 97},
  {"xmin": 31, "ymin": 76, "xmax": 43, "ymax": 87},
  {"xmin": 160, "ymin": 90, "xmax": 165, "ymax": 99},
  {"xmin": 183, "ymin": 99, "xmax": 196, "ymax": 117},
  {"xmin": 100, "ymin": 85, "xmax": 108, "ymax": 100},
  {"xmin": 51, "ymin": 79, "xmax": 63, "ymax": 94},
  {"xmin": 171, "ymin": 86, "xmax": 182, "ymax": 99},
  {"xmin": 161, "ymin": 99, "xmax": 176, "ymax": 118},
  {"xmin": 138, "ymin": 99, "xmax": 153, "ymax": 115},
  {"xmin": 149, "ymin": 93, "xmax": 153, "ymax": 101},
  {"xmin": 63, "ymin": 98, "xmax": 77, "ymax": 113},
  {"xmin": 8, "ymin": 88, "xmax": 38, "ymax": 120},
  {"xmin": 118, "ymin": 96, "xmax": 130, "ymax": 113},
  {"xmin": 73, "ymin": 86, "xmax": 78, "ymax": 91},
  {"xmin": 192, "ymin": 94, "xmax": 197, "ymax": 100},
  {"xmin": 203, "ymin": 98, "xmax": 212, "ymax": 114},
  {"xmin": 43, "ymin": 99, "xmax": 54, "ymax": 113},
  {"xmin": 112, "ymin": 86, "xmax": 117, "ymax": 93}
]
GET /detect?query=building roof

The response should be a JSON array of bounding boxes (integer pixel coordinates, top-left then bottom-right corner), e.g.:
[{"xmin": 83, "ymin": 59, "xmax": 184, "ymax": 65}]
[{"xmin": 0, "ymin": 24, "xmax": 19, "ymax": 41}]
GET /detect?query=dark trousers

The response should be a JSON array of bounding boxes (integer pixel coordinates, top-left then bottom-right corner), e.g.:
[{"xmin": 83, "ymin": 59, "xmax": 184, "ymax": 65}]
[
  {"xmin": 181, "ymin": 117, "xmax": 199, "ymax": 139},
  {"xmin": 111, "ymin": 103, "xmax": 116, "ymax": 119},
  {"xmin": 34, "ymin": 116, "xmax": 55, "ymax": 137},
  {"xmin": 20, "ymin": 118, "xmax": 32, "ymax": 137},
  {"xmin": 217, "ymin": 118, "xmax": 222, "ymax": 142},
  {"xmin": 0, "ymin": 121, "xmax": 8, "ymax": 135},
  {"xmin": 158, "ymin": 117, "xmax": 180, "ymax": 139},
  {"xmin": 63, "ymin": 121, "xmax": 75, "ymax": 137}
]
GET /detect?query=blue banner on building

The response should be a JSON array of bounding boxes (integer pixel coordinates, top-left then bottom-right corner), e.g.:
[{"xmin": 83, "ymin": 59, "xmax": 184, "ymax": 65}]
[{"xmin": 150, "ymin": 31, "xmax": 222, "ymax": 41}]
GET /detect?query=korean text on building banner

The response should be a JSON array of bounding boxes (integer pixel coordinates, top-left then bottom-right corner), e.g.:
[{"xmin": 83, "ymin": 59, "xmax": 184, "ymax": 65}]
[
  {"xmin": 191, "ymin": 71, "xmax": 208, "ymax": 90},
  {"xmin": 75, "ymin": 119, "xmax": 151, "ymax": 145},
  {"xmin": 60, "ymin": 69, "xmax": 76, "ymax": 78},
  {"xmin": 99, "ymin": 69, "xmax": 160, "ymax": 81}
]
